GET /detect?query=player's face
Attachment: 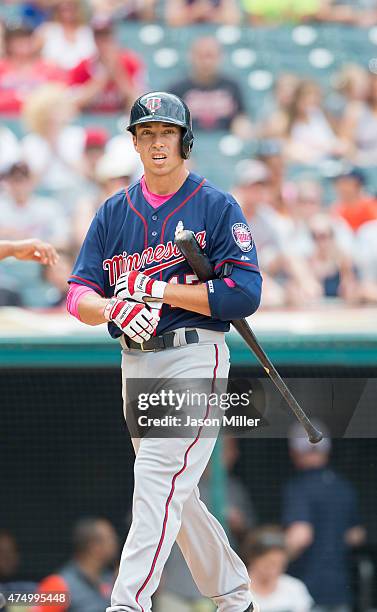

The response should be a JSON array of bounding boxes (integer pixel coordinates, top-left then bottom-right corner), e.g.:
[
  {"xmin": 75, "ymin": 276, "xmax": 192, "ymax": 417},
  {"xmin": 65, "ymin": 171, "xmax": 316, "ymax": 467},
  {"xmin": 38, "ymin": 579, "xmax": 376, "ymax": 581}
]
[{"xmin": 133, "ymin": 122, "xmax": 183, "ymax": 177}]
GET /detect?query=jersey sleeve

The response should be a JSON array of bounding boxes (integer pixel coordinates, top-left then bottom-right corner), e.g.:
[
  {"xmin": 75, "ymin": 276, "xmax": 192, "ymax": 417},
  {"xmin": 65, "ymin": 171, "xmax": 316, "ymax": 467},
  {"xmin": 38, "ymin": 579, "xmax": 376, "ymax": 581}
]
[
  {"xmin": 207, "ymin": 196, "xmax": 260, "ymax": 275},
  {"xmin": 68, "ymin": 209, "xmax": 106, "ymax": 296}
]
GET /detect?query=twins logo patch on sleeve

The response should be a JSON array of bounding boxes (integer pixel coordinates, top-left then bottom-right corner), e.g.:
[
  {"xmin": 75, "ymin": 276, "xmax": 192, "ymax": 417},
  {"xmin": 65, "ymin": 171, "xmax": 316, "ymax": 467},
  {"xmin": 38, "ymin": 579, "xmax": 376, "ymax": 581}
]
[{"xmin": 232, "ymin": 223, "xmax": 254, "ymax": 252}]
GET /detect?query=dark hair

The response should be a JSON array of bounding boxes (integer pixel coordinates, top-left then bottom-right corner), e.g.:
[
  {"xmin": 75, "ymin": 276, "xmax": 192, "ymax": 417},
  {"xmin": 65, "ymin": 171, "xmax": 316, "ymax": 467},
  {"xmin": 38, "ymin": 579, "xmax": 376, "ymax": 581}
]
[
  {"xmin": 241, "ymin": 525, "xmax": 286, "ymax": 565},
  {"xmin": 4, "ymin": 19, "xmax": 33, "ymax": 41},
  {"xmin": 0, "ymin": 529, "xmax": 16, "ymax": 542},
  {"xmin": 334, "ymin": 168, "xmax": 365, "ymax": 185},
  {"xmin": 72, "ymin": 517, "xmax": 105, "ymax": 554},
  {"xmin": 285, "ymin": 80, "xmax": 321, "ymax": 135}
]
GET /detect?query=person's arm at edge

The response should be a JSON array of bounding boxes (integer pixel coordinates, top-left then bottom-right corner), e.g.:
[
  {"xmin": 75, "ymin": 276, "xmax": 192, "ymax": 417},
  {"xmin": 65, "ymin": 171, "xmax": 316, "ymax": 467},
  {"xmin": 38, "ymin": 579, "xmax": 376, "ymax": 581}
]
[{"xmin": 0, "ymin": 239, "xmax": 58, "ymax": 265}]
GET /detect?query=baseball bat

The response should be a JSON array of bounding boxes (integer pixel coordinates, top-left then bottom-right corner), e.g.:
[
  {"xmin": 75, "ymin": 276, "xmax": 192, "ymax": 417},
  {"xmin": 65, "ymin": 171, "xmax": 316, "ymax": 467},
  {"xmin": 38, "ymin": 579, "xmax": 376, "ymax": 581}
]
[{"xmin": 175, "ymin": 229, "xmax": 323, "ymax": 444}]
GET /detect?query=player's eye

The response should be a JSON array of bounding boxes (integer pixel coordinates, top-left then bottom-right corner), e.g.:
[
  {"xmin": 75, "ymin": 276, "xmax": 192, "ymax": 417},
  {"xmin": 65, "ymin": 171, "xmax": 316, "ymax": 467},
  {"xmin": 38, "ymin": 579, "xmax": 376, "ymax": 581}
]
[{"xmin": 141, "ymin": 129, "xmax": 152, "ymax": 135}]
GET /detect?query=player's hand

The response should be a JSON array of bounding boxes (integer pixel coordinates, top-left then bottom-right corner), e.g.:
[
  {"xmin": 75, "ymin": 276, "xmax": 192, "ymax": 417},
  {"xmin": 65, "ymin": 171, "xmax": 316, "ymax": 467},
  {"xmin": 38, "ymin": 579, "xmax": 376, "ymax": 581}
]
[
  {"xmin": 12, "ymin": 239, "xmax": 59, "ymax": 266},
  {"xmin": 115, "ymin": 271, "xmax": 167, "ymax": 304},
  {"xmin": 104, "ymin": 297, "xmax": 159, "ymax": 343}
]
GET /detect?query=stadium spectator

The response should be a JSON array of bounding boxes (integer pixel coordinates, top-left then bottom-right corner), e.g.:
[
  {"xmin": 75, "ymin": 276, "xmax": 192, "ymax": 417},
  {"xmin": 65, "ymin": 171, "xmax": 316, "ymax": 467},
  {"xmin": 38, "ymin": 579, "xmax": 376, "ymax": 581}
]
[
  {"xmin": 69, "ymin": 16, "xmax": 145, "ymax": 113},
  {"xmin": 241, "ymin": 526, "xmax": 313, "ymax": 612},
  {"xmin": 242, "ymin": 0, "xmax": 324, "ymax": 24},
  {"xmin": 165, "ymin": 0, "xmax": 240, "ymax": 26},
  {"xmin": 0, "ymin": 530, "xmax": 20, "ymax": 582},
  {"xmin": 73, "ymin": 145, "xmax": 139, "ymax": 247},
  {"xmin": 258, "ymin": 73, "xmax": 300, "ymax": 133},
  {"xmin": 33, "ymin": 517, "xmax": 118, "ymax": 612},
  {"xmin": 0, "ymin": 127, "xmax": 20, "ymax": 174},
  {"xmin": 283, "ymin": 423, "xmax": 366, "ymax": 611},
  {"xmin": 156, "ymin": 438, "xmax": 255, "ymax": 612},
  {"xmin": 35, "ymin": 0, "xmax": 96, "ymax": 70},
  {"xmin": 286, "ymin": 179, "xmax": 354, "ymax": 256},
  {"xmin": 331, "ymin": 63, "xmax": 369, "ymax": 120},
  {"xmin": 79, "ymin": 127, "xmax": 109, "ymax": 184},
  {"xmin": 331, "ymin": 168, "xmax": 377, "ymax": 231},
  {"xmin": 0, "ymin": 20, "xmax": 66, "ymax": 114},
  {"xmin": 88, "ymin": 0, "xmax": 157, "ymax": 21},
  {"xmin": 256, "ymin": 139, "xmax": 296, "ymax": 214},
  {"xmin": 21, "ymin": 84, "xmax": 86, "ymax": 194},
  {"xmin": 306, "ymin": 213, "xmax": 359, "ymax": 301},
  {"xmin": 0, "ymin": 19, "xmax": 4, "ymax": 57},
  {"xmin": 355, "ymin": 219, "xmax": 377, "ymax": 303},
  {"xmin": 340, "ymin": 72, "xmax": 377, "ymax": 166},
  {"xmin": 234, "ymin": 161, "xmax": 321, "ymax": 307},
  {"xmin": 283, "ymin": 80, "xmax": 348, "ymax": 164},
  {"xmin": 169, "ymin": 37, "xmax": 252, "ymax": 136},
  {"xmin": 0, "ymin": 530, "xmax": 37, "ymax": 609},
  {"xmin": 242, "ymin": 0, "xmax": 364, "ymax": 25},
  {"xmin": 0, "ymin": 162, "xmax": 69, "ymax": 248}
]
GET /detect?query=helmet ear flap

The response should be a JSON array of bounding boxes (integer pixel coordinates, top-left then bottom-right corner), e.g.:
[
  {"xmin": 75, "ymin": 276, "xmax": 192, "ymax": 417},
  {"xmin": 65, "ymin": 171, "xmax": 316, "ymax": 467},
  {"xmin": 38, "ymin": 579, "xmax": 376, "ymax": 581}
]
[{"xmin": 182, "ymin": 127, "xmax": 194, "ymax": 159}]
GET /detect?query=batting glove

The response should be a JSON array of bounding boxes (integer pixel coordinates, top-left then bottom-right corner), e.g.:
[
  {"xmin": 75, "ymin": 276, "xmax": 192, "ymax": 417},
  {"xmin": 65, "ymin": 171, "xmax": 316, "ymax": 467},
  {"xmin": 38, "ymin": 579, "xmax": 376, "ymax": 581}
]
[
  {"xmin": 104, "ymin": 297, "xmax": 159, "ymax": 343},
  {"xmin": 115, "ymin": 271, "xmax": 167, "ymax": 304}
]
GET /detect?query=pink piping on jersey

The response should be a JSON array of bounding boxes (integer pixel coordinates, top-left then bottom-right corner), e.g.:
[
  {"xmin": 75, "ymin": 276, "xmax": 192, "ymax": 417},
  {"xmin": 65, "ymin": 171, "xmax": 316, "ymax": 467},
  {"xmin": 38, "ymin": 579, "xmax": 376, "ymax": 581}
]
[
  {"xmin": 140, "ymin": 176, "xmax": 176, "ymax": 208},
  {"xmin": 159, "ymin": 179, "xmax": 206, "ymax": 280},
  {"xmin": 66, "ymin": 283, "xmax": 96, "ymax": 320},
  {"xmin": 125, "ymin": 188, "xmax": 149, "ymax": 250},
  {"xmin": 135, "ymin": 343, "xmax": 219, "ymax": 612}
]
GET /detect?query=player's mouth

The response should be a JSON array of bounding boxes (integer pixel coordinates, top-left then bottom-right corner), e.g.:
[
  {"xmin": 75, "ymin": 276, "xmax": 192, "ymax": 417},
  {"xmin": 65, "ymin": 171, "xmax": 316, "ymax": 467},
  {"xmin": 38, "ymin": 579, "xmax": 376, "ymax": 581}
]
[{"xmin": 151, "ymin": 152, "xmax": 168, "ymax": 165}]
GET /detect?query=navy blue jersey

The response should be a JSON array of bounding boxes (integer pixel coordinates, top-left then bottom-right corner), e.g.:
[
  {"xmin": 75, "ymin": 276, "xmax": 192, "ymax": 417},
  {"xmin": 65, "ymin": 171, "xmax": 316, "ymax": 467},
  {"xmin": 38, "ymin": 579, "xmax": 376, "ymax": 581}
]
[{"xmin": 69, "ymin": 172, "xmax": 260, "ymax": 338}]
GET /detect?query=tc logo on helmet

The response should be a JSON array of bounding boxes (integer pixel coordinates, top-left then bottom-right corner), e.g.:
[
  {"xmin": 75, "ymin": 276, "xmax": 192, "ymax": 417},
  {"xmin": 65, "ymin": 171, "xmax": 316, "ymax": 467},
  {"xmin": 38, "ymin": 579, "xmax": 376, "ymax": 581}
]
[{"xmin": 145, "ymin": 97, "xmax": 162, "ymax": 114}]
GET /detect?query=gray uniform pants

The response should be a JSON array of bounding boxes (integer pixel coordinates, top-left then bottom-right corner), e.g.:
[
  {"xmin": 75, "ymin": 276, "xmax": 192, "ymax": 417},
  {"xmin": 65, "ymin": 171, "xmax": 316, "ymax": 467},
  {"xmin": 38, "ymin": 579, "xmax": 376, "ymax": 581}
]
[{"xmin": 107, "ymin": 329, "xmax": 252, "ymax": 612}]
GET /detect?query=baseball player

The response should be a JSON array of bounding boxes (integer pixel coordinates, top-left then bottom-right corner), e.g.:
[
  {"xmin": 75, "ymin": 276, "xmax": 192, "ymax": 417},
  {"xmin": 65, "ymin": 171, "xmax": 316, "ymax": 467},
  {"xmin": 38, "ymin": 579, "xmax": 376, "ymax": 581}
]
[{"xmin": 67, "ymin": 92, "xmax": 262, "ymax": 612}]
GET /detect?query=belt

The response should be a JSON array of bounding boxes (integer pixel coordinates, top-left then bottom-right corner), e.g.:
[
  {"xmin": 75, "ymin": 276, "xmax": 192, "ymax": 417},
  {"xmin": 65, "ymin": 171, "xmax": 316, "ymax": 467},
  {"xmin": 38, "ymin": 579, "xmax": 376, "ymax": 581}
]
[{"xmin": 123, "ymin": 329, "xmax": 199, "ymax": 352}]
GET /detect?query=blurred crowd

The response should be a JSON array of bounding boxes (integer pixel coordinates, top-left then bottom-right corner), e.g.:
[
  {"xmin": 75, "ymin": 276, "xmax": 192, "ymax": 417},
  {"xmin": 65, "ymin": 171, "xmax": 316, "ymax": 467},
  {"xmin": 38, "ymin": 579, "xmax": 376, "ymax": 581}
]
[
  {"xmin": 1, "ymin": 0, "xmax": 377, "ymax": 309},
  {"xmin": 0, "ymin": 433, "xmax": 367, "ymax": 612}
]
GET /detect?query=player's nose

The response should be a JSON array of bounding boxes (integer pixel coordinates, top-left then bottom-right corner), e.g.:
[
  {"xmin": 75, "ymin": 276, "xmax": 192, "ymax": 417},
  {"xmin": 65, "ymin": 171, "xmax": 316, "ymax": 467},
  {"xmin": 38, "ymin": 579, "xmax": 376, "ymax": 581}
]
[{"xmin": 151, "ymin": 140, "xmax": 167, "ymax": 151}]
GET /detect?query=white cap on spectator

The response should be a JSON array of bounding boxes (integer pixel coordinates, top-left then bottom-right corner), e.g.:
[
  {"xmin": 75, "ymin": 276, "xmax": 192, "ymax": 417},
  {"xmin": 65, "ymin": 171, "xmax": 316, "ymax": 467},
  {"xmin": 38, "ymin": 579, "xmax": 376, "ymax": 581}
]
[
  {"xmin": 96, "ymin": 150, "xmax": 138, "ymax": 182},
  {"xmin": 235, "ymin": 159, "xmax": 271, "ymax": 186},
  {"xmin": 288, "ymin": 420, "xmax": 331, "ymax": 454}
]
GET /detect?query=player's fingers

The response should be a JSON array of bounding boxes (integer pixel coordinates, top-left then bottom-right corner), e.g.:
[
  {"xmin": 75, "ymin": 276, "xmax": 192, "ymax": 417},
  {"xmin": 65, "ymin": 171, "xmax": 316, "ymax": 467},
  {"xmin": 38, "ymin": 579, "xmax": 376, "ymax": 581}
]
[
  {"xmin": 139, "ymin": 317, "xmax": 155, "ymax": 335},
  {"xmin": 131, "ymin": 321, "xmax": 152, "ymax": 341},
  {"xmin": 142, "ymin": 309, "xmax": 160, "ymax": 328},
  {"xmin": 32, "ymin": 250, "xmax": 47, "ymax": 264},
  {"xmin": 33, "ymin": 243, "xmax": 58, "ymax": 266},
  {"xmin": 128, "ymin": 332, "xmax": 146, "ymax": 344},
  {"xmin": 131, "ymin": 330, "xmax": 151, "ymax": 343},
  {"xmin": 42, "ymin": 244, "xmax": 59, "ymax": 266}
]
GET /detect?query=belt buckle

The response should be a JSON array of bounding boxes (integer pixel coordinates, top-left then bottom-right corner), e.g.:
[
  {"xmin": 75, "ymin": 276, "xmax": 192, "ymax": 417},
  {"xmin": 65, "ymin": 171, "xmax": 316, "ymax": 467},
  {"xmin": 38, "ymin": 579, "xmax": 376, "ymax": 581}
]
[{"xmin": 140, "ymin": 341, "xmax": 154, "ymax": 352}]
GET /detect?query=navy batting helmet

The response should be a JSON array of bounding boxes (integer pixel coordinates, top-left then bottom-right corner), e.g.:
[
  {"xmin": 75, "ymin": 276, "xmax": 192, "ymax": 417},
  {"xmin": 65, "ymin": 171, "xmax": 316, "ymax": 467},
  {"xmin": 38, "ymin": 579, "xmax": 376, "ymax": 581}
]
[{"xmin": 127, "ymin": 92, "xmax": 194, "ymax": 160}]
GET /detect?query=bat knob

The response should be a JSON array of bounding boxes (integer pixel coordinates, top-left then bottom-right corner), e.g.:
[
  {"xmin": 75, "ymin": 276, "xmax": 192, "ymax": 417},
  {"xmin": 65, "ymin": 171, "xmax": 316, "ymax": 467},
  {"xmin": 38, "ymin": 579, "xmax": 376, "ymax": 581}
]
[{"xmin": 309, "ymin": 430, "xmax": 323, "ymax": 444}]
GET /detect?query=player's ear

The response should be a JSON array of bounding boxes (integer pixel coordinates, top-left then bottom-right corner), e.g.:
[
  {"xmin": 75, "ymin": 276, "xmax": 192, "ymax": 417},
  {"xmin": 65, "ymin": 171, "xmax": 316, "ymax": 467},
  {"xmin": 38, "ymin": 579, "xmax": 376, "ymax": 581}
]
[{"xmin": 132, "ymin": 134, "xmax": 139, "ymax": 152}]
